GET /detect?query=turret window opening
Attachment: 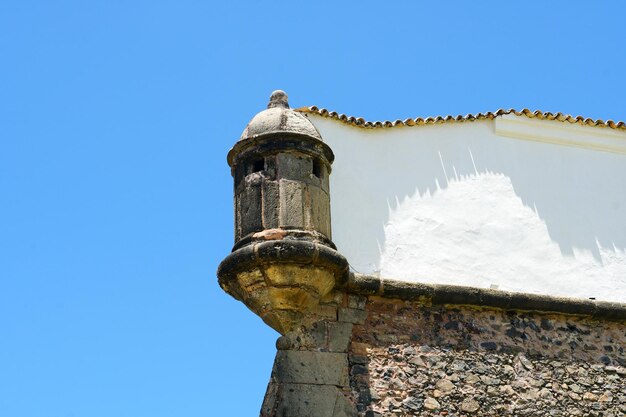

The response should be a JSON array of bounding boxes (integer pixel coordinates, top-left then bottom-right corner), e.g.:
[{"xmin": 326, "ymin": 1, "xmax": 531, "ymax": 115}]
[
  {"xmin": 312, "ymin": 159, "xmax": 323, "ymax": 179},
  {"xmin": 250, "ymin": 158, "xmax": 265, "ymax": 174}
]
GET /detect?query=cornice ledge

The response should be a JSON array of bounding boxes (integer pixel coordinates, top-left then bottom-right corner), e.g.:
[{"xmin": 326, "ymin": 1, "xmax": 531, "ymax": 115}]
[{"xmin": 347, "ymin": 273, "xmax": 626, "ymax": 322}]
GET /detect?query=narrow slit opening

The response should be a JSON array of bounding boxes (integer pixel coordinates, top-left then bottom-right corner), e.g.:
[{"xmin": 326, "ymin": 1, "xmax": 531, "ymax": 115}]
[
  {"xmin": 312, "ymin": 159, "xmax": 322, "ymax": 179},
  {"xmin": 251, "ymin": 158, "xmax": 264, "ymax": 174}
]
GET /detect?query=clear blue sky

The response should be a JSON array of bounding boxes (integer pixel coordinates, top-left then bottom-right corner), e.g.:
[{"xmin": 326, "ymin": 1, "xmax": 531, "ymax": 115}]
[{"xmin": 1, "ymin": 1, "xmax": 625, "ymax": 416}]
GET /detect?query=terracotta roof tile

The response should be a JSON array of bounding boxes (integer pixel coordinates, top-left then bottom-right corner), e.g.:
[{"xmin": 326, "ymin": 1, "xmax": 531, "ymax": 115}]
[{"xmin": 296, "ymin": 106, "xmax": 626, "ymax": 131}]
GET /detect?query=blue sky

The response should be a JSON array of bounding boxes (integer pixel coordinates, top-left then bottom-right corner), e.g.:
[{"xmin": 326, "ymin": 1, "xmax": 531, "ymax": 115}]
[{"xmin": 1, "ymin": 1, "xmax": 625, "ymax": 416}]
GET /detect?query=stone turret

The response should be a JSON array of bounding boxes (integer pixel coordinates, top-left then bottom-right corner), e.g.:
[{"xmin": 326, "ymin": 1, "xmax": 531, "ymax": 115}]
[{"xmin": 217, "ymin": 90, "xmax": 348, "ymax": 334}]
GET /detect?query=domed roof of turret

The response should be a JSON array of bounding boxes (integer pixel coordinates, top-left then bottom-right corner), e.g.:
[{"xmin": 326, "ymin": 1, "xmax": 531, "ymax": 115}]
[{"xmin": 239, "ymin": 90, "xmax": 322, "ymax": 142}]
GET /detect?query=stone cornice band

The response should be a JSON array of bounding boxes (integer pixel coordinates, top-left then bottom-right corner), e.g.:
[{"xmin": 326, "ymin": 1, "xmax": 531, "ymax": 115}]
[
  {"xmin": 348, "ymin": 274, "xmax": 626, "ymax": 322},
  {"xmin": 227, "ymin": 132, "xmax": 335, "ymax": 169}
]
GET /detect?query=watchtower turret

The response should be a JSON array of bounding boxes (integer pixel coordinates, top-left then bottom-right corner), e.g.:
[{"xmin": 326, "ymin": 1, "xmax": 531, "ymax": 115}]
[{"xmin": 217, "ymin": 90, "xmax": 348, "ymax": 334}]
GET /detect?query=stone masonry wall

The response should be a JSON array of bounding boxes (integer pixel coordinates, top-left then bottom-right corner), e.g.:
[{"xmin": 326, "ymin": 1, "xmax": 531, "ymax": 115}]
[
  {"xmin": 349, "ymin": 296, "xmax": 626, "ymax": 416},
  {"xmin": 260, "ymin": 292, "xmax": 366, "ymax": 417}
]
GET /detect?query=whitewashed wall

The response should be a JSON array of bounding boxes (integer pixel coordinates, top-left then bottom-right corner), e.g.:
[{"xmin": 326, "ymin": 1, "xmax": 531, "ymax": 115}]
[{"xmin": 306, "ymin": 114, "xmax": 626, "ymax": 303}]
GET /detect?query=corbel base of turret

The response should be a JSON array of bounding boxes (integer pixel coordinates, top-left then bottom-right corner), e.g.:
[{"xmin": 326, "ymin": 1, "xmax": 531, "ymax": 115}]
[{"xmin": 217, "ymin": 240, "xmax": 349, "ymax": 334}]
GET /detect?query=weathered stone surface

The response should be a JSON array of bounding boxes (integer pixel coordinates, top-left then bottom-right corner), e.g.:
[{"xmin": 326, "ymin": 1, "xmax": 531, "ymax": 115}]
[
  {"xmin": 275, "ymin": 335, "xmax": 293, "ymax": 350},
  {"xmin": 262, "ymin": 383, "xmax": 339, "ymax": 417},
  {"xmin": 338, "ymin": 308, "xmax": 367, "ymax": 324},
  {"xmin": 260, "ymin": 309, "xmax": 303, "ymax": 335},
  {"xmin": 346, "ymin": 297, "xmax": 626, "ymax": 416},
  {"xmin": 435, "ymin": 378, "xmax": 455, "ymax": 392},
  {"xmin": 332, "ymin": 392, "xmax": 358, "ymax": 417},
  {"xmin": 319, "ymin": 164, "xmax": 330, "ymax": 193},
  {"xmin": 238, "ymin": 176, "xmax": 262, "ymax": 237},
  {"xmin": 219, "ymin": 242, "xmax": 348, "ymax": 334},
  {"xmin": 266, "ymin": 286, "xmax": 318, "ymax": 311},
  {"xmin": 460, "ymin": 398, "xmax": 480, "ymax": 413},
  {"xmin": 276, "ymin": 152, "xmax": 313, "ymax": 182},
  {"xmin": 235, "ymin": 90, "xmax": 322, "ymax": 144},
  {"xmin": 423, "ymin": 397, "xmax": 440, "ymax": 410},
  {"xmin": 354, "ymin": 297, "xmax": 626, "ymax": 365},
  {"xmin": 279, "ymin": 179, "xmax": 304, "ymax": 228},
  {"xmin": 261, "ymin": 179, "xmax": 279, "ymax": 229},
  {"xmin": 348, "ymin": 295, "xmax": 367, "ymax": 310},
  {"xmin": 355, "ymin": 343, "xmax": 626, "ymax": 416},
  {"xmin": 264, "ymin": 264, "xmax": 335, "ymax": 296},
  {"xmin": 274, "ymin": 350, "xmax": 348, "ymax": 386},
  {"xmin": 328, "ymin": 322, "xmax": 354, "ymax": 353},
  {"xmin": 307, "ymin": 185, "xmax": 331, "ymax": 237},
  {"xmin": 235, "ymin": 269, "xmax": 264, "ymax": 289}
]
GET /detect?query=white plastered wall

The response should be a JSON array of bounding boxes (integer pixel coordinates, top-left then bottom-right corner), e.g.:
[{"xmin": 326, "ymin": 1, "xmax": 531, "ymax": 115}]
[{"xmin": 305, "ymin": 113, "xmax": 626, "ymax": 303}]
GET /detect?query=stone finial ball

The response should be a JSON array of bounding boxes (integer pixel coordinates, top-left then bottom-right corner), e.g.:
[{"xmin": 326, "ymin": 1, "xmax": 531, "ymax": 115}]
[{"xmin": 268, "ymin": 90, "xmax": 289, "ymax": 109}]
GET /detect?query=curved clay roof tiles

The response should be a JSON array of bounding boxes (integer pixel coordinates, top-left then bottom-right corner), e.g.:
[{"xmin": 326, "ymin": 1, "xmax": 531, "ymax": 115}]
[{"xmin": 296, "ymin": 106, "xmax": 626, "ymax": 131}]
